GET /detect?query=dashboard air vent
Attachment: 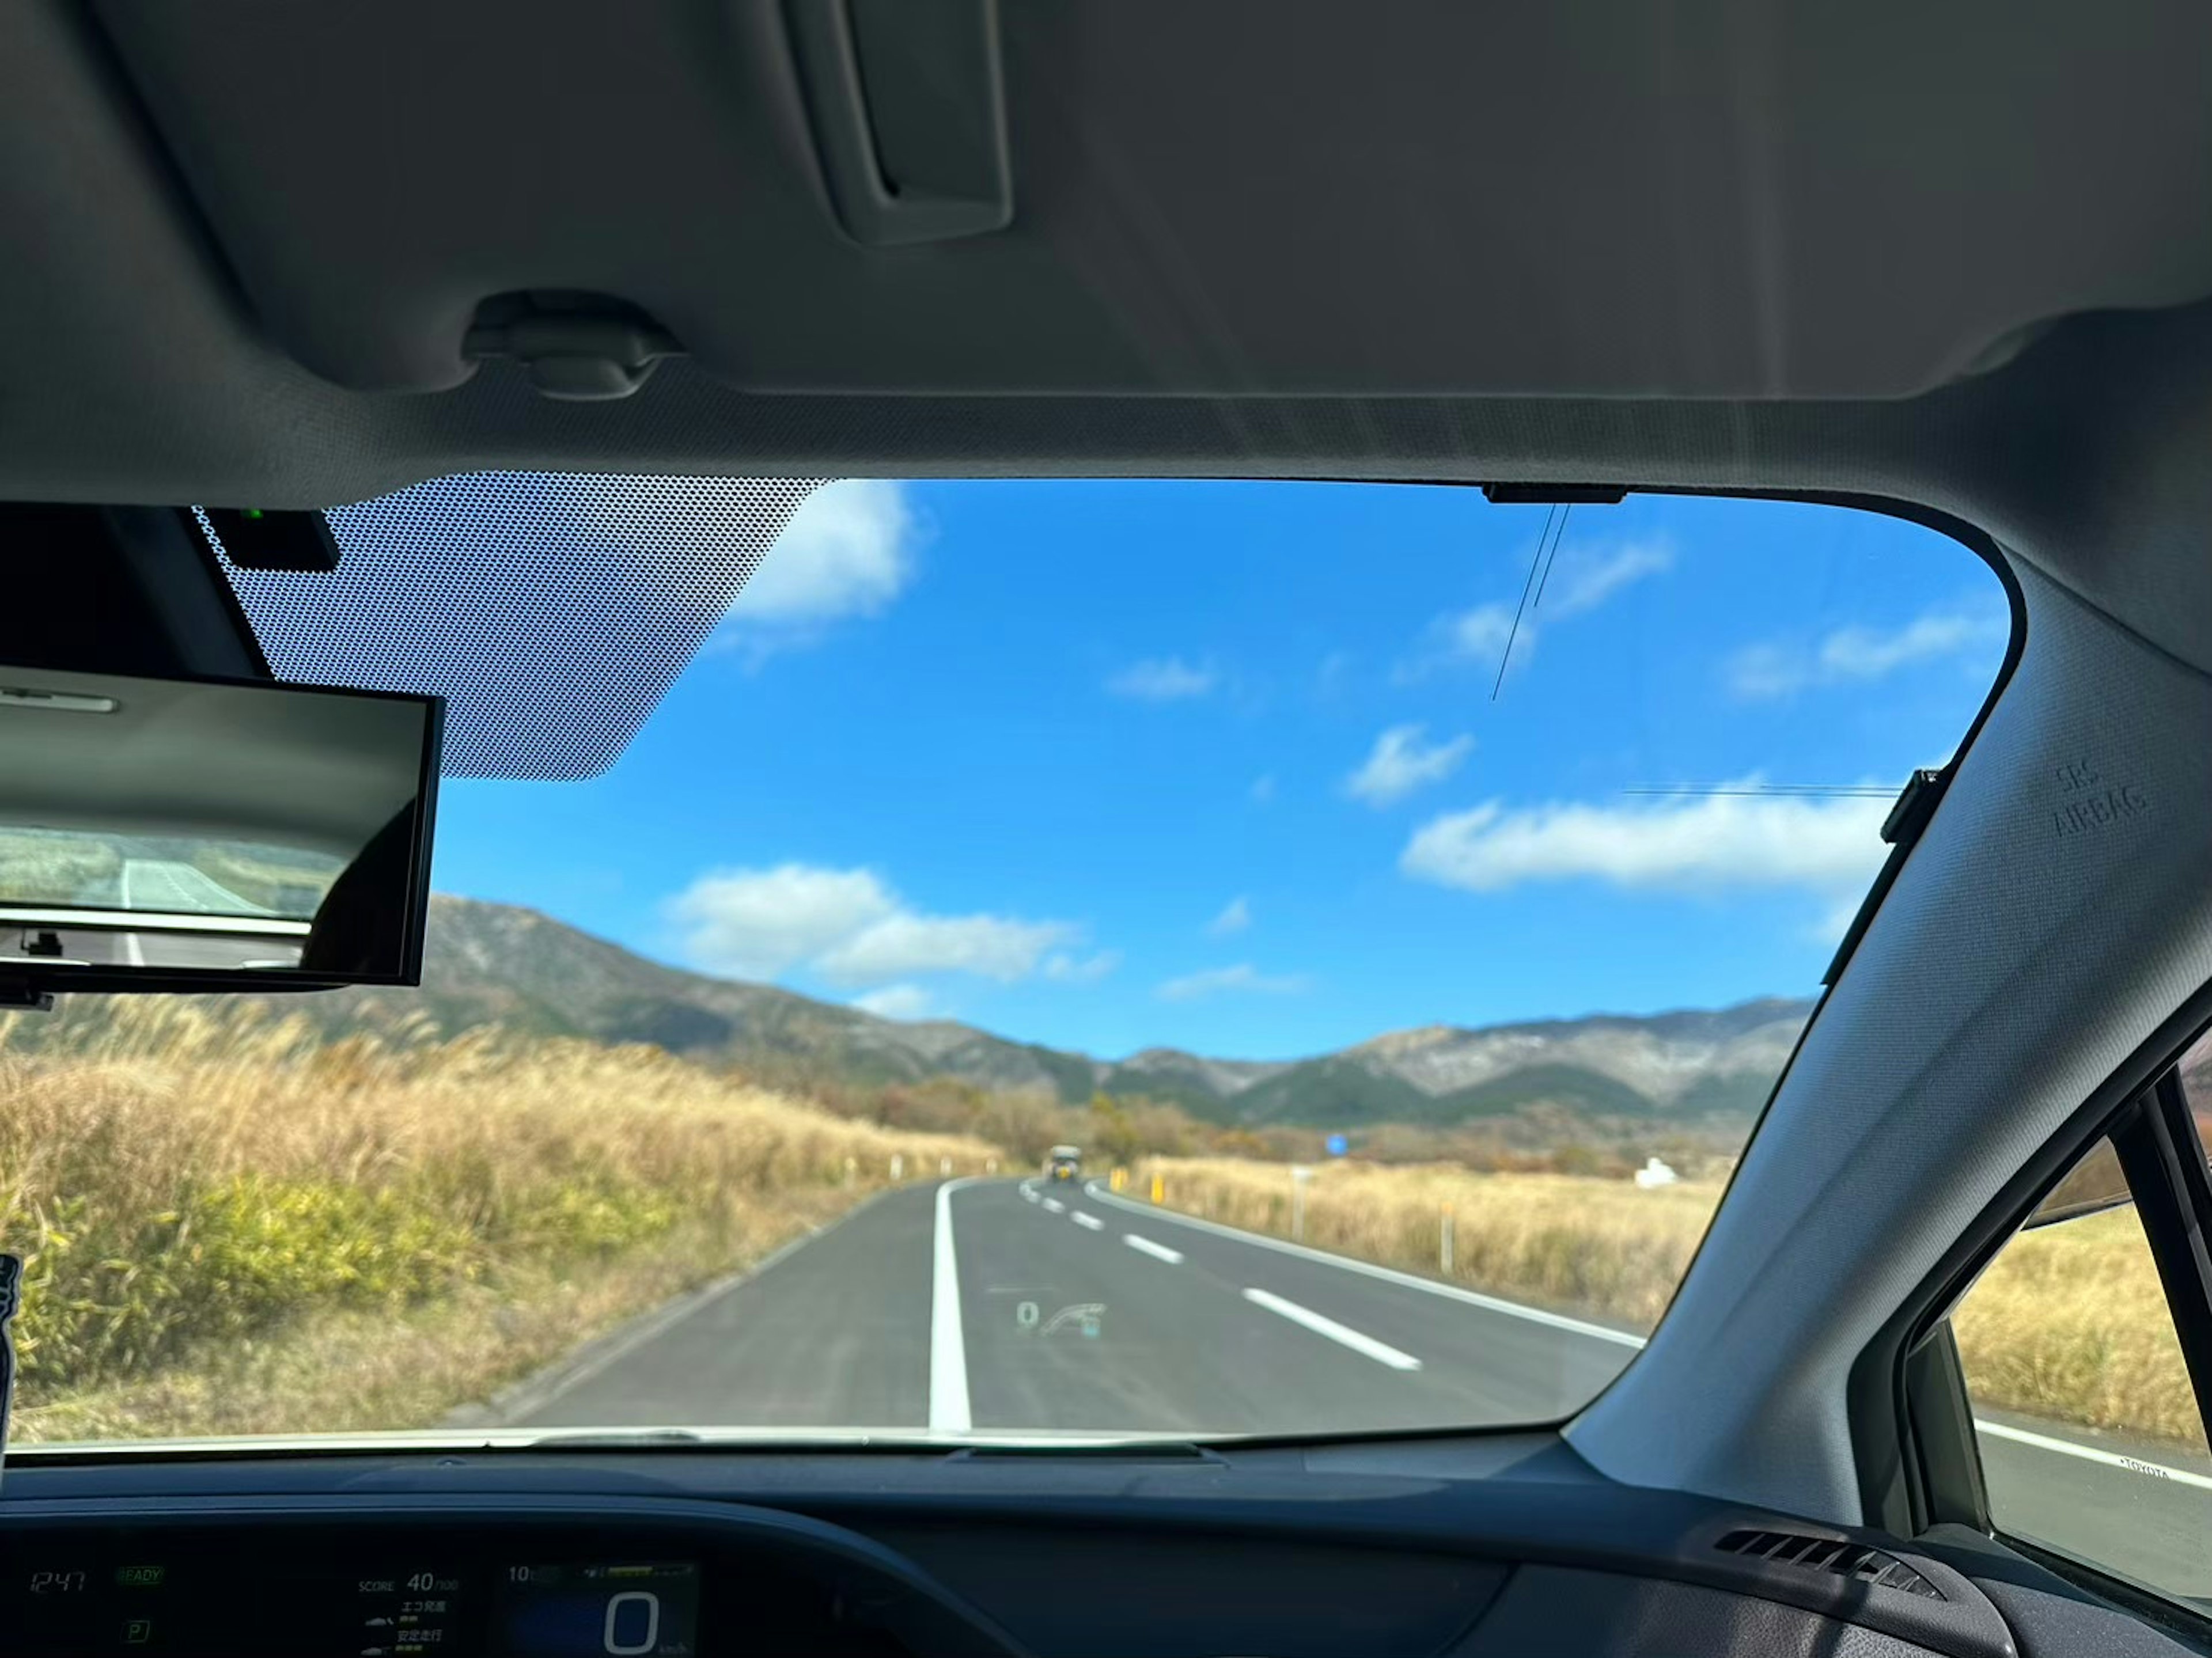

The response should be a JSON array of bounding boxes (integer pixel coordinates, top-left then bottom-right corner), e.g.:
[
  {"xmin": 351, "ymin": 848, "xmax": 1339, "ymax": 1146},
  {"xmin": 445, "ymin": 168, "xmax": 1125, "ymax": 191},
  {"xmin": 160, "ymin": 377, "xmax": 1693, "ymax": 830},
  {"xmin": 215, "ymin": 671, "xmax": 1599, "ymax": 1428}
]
[{"xmin": 1715, "ymin": 1530, "xmax": 1944, "ymax": 1600}]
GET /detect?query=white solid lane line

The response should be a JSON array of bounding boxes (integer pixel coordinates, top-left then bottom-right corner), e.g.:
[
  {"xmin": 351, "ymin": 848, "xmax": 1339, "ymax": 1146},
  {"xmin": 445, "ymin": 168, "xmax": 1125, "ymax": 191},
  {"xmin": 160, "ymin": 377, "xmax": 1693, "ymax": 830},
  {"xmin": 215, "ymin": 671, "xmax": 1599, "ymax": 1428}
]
[
  {"xmin": 1123, "ymin": 1234, "xmax": 1184, "ymax": 1265},
  {"xmin": 929, "ymin": 1178, "xmax": 979, "ymax": 1433},
  {"xmin": 1086, "ymin": 1180, "xmax": 1642, "ymax": 1349},
  {"xmin": 1975, "ymin": 1417, "xmax": 2212, "ymax": 1491},
  {"xmin": 1071, "ymin": 1211, "xmax": 1105, "ymax": 1231},
  {"xmin": 1042, "ymin": 1197, "xmax": 1066, "ymax": 1213},
  {"xmin": 1241, "ymin": 1287, "xmax": 1423, "ymax": 1371}
]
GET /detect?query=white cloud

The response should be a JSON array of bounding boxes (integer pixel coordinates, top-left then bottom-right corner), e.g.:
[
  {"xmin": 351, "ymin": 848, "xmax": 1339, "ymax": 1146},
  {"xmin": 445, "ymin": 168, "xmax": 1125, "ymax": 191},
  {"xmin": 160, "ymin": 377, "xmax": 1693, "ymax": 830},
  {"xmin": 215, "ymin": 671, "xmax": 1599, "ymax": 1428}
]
[
  {"xmin": 1448, "ymin": 603, "xmax": 1520, "ymax": 669},
  {"xmin": 1400, "ymin": 784, "xmax": 1891, "ymax": 897},
  {"xmin": 1344, "ymin": 724, "xmax": 1474, "ymax": 807},
  {"xmin": 664, "ymin": 864, "xmax": 898, "ymax": 980},
  {"xmin": 816, "ymin": 911, "xmax": 1075, "ymax": 987},
  {"xmin": 665, "ymin": 862, "xmax": 1082, "ymax": 988},
  {"xmin": 1249, "ymin": 773, "xmax": 1277, "ymax": 804},
  {"xmin": 1107, "ymin": 657, "xmax": 1218, "ymax": 701},
  {"xmin": 728, "ymin": 480, "xmax": 915, "ymax": 625},
  {"xmin": 1206, "ymin": 896, "xmax": 1252, "ymax": 937},
  {"xmin": 1728, "ymin": 602, "xmax": 2009, "ymax": 699},
  {"xmin": 1395, "ymin": 601, "xmax": 1528, "ymax": 683},
  {"xmin": 1397, "ymin": 536, "xmax": 1672, "ymax": 681},
  {"xmin": 713, "ymin": 481, "xmax": 917, "ymax": 662},
  {"xmin": 1542, "ymin": 537, "xmax": 1673, "ymax": 618},
  {"xmin": 1157, "ymin": 963, "xmax": 1312, "ymax": 1002},
  {"xmin": 853, "ymin": 984, "xmax": 938, "ymax": 1020},
  {"xmin": 1043, "ymin": 949, "xmax": 1121, "ymax": 984}
]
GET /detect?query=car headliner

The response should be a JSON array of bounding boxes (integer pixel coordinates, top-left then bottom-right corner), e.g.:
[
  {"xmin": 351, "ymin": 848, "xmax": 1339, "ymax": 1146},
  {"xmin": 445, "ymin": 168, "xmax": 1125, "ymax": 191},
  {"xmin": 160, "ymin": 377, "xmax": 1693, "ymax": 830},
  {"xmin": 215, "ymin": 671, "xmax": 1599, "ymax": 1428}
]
[{"xmin": 2, "ymin": 1, "xmax": 2211, "ymax": 677}]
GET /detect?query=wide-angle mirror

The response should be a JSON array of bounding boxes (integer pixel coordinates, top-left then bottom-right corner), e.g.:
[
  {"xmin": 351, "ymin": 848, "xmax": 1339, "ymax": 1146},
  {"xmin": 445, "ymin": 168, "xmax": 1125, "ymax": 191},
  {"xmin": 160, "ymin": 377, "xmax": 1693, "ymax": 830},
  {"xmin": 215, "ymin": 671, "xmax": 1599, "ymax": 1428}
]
[{"xmin": 0, "ymin": 666, "xmax": 438, "ymax": 996}]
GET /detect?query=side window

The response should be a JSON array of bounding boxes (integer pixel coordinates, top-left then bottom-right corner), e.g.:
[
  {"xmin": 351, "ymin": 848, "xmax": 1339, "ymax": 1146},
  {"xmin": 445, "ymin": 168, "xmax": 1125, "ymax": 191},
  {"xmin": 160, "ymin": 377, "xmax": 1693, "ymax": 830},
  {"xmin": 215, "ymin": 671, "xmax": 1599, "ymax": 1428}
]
[{"xmin": 1953, "ymin": 1036, "xmax": 2212, "ymax": 1608}]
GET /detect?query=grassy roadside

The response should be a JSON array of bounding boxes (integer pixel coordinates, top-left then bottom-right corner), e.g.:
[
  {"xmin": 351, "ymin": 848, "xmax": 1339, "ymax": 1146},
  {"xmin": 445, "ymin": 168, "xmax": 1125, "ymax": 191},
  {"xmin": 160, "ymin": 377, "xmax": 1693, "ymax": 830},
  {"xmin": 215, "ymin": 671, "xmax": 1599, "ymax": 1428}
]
[
  {"xmin": 0, "ymin": 1001, "xmax": 995, "ymax": 1443},
  {"xmin": 21, "ymin": 1203, "xmax": 861, "ymax": 1443},
  {"xmin": 1137, "ymin": 1155, "xmax": 1717, "ymax": 1330},
  {"xmin": 1138, "ymin": 1155, "xmax": 2206, "ymax": 1448},
  {"xmin": 1952, "ymin": 1206, "xmax": 2204, "ymax": 1447}
]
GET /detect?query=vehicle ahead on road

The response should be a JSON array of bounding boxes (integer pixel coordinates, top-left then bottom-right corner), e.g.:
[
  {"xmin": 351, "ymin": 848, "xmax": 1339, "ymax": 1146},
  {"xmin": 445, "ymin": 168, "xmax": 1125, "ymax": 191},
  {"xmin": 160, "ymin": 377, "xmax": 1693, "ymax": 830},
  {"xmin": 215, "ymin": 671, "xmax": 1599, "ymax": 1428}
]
[
  {"xmin": 1044, "ymin": 1146, "xmax": 1082, "ymax": 1184},
  {"xmin": 5, "ymin": 4, "xmax": 2212, "ymax": 1656}
]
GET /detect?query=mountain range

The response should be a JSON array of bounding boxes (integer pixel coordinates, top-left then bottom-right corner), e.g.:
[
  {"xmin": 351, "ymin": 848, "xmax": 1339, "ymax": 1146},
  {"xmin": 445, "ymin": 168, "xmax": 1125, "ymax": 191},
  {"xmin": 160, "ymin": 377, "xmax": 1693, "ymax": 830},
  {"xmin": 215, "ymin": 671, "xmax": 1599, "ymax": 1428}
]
[{"xmin": 291, "ymin": 896, "xmax": 1812, "ymax": 1129}]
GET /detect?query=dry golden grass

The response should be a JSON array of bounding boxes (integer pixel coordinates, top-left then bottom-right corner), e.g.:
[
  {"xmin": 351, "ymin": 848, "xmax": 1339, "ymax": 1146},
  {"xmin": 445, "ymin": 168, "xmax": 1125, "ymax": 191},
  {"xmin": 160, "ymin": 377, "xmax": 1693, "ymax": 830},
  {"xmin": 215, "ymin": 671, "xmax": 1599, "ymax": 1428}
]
[
  {"xmin": 1953, "ymin": 1206, "xmax": 2206, "ymax": 1447},
  {"xmin": 22, "ymin": 1206, "xmax": 859, "ymax": 1444},
  {"xmin": 0, "ymin": 1000, "xmax": 996, "ymax": 1441},
  {"xmin": 0, "ymin": 830, "xmax": 119, "ymax": 904},
  {"xmin": 1143, "ymin": 1155, "xmax": 2206, "ymax": 1447},
  {"xmin": 1141, "ymin": 1156, "xmax": 1718, "ymax": 1330}
]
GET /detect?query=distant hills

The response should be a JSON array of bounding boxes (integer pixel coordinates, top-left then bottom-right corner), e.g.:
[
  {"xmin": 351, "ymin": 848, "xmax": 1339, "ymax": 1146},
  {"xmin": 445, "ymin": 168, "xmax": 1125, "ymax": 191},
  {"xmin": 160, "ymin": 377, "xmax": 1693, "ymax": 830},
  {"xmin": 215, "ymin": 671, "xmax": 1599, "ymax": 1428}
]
[{"xmin": 275, "ymin": 897, "xmax": 1809, "ymax": 1130}]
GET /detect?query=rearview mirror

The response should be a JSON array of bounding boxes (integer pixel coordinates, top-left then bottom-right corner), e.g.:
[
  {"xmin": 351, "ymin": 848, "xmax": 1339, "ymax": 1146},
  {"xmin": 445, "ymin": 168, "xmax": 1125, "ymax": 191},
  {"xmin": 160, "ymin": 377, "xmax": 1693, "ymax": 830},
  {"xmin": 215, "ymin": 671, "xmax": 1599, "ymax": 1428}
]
[{"xmin": 0, "ymin": 666, "xmax": 440, "ymax": 1004}]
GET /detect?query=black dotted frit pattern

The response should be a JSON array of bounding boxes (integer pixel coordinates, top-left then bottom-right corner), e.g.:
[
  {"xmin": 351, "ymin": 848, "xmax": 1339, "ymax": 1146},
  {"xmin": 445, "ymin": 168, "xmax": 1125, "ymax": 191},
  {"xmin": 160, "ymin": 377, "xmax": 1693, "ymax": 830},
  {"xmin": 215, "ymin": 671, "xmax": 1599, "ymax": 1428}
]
[{"xmin": 200, "ymin": 473, "xmax": 821, "ymax": 779}]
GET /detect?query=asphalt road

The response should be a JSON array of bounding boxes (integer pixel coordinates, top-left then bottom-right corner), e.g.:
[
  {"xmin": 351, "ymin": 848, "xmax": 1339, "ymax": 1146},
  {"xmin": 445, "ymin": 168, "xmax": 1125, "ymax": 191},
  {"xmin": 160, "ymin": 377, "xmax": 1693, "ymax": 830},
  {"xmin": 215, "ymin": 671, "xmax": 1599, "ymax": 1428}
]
[
  {"xmin": 510, "ymin": 1178, "xmax": 1632, "ymax": 1438},
  {"xmin": 119, "ymin": 856, "xmax": 269, "ymax": 916},
  {"xmin": 1977, "ymin": 1413, "xmax": 2212, "ymax": 1601},
  {"xmin": 504, "ymin": 1177, "xmax": 2209, "ymax": 1598}
]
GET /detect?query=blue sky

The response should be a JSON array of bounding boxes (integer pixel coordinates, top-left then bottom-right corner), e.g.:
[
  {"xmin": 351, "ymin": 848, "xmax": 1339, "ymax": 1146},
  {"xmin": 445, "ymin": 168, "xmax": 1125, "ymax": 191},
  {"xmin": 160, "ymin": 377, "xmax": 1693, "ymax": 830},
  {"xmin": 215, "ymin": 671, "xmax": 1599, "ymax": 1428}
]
[{"xmin": 426, "ymin": 481, "xmax": 2010, "ymax": 1060}]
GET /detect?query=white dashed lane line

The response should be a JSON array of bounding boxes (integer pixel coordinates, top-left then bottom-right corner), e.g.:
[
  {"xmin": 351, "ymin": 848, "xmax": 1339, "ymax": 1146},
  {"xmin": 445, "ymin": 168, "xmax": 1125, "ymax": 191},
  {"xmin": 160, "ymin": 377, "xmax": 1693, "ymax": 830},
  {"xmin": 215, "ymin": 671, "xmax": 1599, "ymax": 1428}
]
[
  {"xmin": 1241, "ymin": 1287, "xmax": 1423, "ymax": 1371},
  {"xmin": 1041, "ymin": 1197, "xmax": 1066, "ymax": 1214},
  {"xmin": 1071, "ymin": 1211, "xmax": 1104, "ymax": 1231},
  {"xmin": 1122, "ymin": 1234, "xmax": 1184, "ymax": 1265},
  {"xmin": 1085, "ymin": 1179, "xmax": 1641, "ymax": 1349}
]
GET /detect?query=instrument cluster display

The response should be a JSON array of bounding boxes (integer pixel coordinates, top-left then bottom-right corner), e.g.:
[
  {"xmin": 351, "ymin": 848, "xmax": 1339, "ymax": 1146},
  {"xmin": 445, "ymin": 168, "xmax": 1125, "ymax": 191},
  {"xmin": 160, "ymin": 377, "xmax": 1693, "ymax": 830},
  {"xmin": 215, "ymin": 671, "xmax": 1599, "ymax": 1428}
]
[
  {"xmin": 7, "ymin": 1553, "xmax": 699, "ymax": 1657},
  {"xmin": 501, "ymin": 1562, "xmax": 699, "ymax": 1657}
]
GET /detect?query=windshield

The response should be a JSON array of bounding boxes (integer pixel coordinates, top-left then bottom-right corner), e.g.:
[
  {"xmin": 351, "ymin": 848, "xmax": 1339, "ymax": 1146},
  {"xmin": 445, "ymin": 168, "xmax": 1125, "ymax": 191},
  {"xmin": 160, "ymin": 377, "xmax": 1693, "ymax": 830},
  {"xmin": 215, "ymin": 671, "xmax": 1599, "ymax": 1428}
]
[{"xmin": 1, "ymin": 481, "xmax": 2012, "ymax": 1448}]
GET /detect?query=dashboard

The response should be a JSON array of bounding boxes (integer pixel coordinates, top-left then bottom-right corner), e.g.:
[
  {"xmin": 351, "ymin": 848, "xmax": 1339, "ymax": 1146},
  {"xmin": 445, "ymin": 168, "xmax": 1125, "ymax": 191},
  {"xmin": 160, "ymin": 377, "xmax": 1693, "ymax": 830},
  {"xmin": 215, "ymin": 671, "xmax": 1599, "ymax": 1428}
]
[
  {"xmin": 0, "ymin": 1498, "xmax": 986, "ymax": 1658},
  {"xmin": 0, "ymin": 1436, "xmax": 2183, "ymax": 1658}
]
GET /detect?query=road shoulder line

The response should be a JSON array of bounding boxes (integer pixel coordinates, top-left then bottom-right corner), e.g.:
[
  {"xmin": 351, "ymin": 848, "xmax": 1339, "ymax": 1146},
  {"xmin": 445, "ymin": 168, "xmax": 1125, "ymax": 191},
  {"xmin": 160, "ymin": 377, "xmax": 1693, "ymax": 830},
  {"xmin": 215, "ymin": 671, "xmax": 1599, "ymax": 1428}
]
[{"xmin": 1975, "ymin": 1417, "xmax": 2212, "ymax": 1490}]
